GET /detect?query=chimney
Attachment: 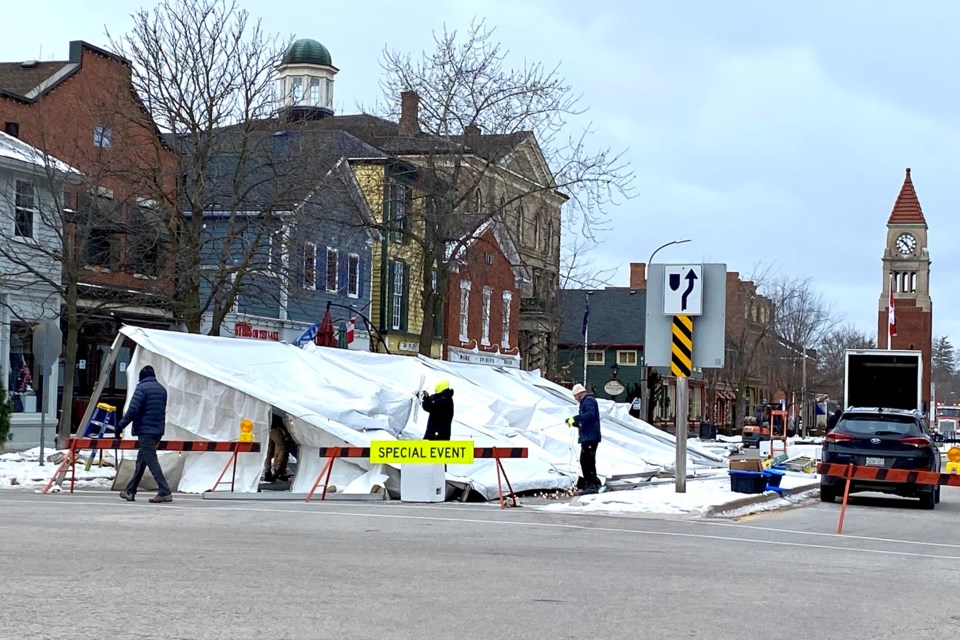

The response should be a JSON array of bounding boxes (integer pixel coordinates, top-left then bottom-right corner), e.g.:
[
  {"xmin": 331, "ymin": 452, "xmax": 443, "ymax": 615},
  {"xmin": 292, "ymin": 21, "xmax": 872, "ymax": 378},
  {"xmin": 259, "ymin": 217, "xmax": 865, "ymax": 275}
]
[
  {"xmin": 629, "ymin": 262, "xmax": 647, "ymax": 289},
  {"xmin": 464, "ymin": 122, "xmax": 481, "ymax": 141},
  {"xmin": 398, "ymin": 90, "xmax": 421, "ymax": 135}
]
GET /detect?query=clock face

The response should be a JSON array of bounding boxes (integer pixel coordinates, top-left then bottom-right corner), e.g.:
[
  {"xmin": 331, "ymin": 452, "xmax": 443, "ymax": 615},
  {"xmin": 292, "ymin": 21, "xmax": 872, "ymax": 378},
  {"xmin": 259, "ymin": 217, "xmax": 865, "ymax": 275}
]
[{"xmin": 896, "ymin": 232, "xmax": 917, "ymax": 255}]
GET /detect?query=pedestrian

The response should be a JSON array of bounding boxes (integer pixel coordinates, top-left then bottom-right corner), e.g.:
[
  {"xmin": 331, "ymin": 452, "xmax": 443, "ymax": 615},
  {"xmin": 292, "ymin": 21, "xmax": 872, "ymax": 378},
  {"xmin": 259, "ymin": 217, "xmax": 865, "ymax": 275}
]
[
  {"xmin": 567, "ymin": 383, "xmax": 602, "ymax": 494},
  {"xmin": 264, "ymin": 414, "xmax": 290, "ymax": 483},
  {"xmin": 420, "ymin": 380, "xmax": 454, "ymax": 441},
  {"xmin": 118, "ymin": 365, "xmax": 172, "ymax": 503},
  {"xmin": 826, "ymin": 409, "xmax": 843, "ymax": 433}
]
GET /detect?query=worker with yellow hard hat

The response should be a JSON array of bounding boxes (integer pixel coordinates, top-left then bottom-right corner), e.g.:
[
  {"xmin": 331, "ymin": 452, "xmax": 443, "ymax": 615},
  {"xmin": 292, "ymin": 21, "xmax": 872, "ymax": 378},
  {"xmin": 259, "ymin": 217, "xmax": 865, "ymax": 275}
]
[{"xmin": 420, "ymin": 379, "xmax": 454, "ymax": 440}]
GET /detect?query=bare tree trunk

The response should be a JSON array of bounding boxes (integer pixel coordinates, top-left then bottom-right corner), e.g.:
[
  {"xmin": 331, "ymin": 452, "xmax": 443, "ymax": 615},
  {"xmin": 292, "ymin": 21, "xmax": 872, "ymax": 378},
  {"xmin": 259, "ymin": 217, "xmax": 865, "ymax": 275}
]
[
  {"xmin": 57, "ymin": 297, "xmax": 79, "ymax": 445},
  {"xmin": 418, "ymin": 257, "xmax": 436, "ymax": 357}
]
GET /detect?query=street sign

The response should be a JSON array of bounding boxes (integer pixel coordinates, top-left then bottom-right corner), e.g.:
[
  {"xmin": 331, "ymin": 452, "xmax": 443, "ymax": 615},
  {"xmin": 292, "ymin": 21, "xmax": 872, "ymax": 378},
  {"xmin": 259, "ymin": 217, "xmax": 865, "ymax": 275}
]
[
  {"xmin": 32, "ymin": 320, "xmax": 62, "ymax": 372},
  {"xmin": 670, "ymin": 315, "xmax": 693, "ymax": 378},
  {"xmin": 646, "ymin": 263, "xmax": 726, "ymax": 369},
  {"xmin": 663, "ymin": 265, "xmax": 703, "ymax": 316}
]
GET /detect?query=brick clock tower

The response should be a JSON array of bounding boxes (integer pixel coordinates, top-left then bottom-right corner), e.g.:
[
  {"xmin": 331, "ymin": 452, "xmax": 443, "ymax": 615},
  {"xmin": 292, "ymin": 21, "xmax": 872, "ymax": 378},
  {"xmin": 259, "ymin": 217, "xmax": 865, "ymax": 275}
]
[{"xmin": 878, "ymin": 167, "xmax": 932, "ymax": 407}]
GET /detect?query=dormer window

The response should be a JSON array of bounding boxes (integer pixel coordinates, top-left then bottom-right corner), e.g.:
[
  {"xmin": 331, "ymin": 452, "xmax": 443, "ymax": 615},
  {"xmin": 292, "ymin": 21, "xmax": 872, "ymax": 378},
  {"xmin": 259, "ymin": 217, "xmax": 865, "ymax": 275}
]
[{"xmin": 94, "ymin": 126, "xmax": 112, "ymax": 148}]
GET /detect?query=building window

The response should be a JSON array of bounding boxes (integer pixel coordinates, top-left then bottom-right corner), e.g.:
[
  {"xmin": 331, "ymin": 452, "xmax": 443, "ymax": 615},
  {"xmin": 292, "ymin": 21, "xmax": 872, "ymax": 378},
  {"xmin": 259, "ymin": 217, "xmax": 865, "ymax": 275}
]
[
  {"xmin": 87, "ymin": 227, "xmax": 121, "ymax": 270},
  {"xmin": 481, "ymin": 287, "xmax": 492, "ymax": 345},
  {"xmin": 267, "ymin": 229, "xmax": 286, "ymax": 273},
  {"xmin": 474, "ymin": 189, "xmax": 482, "ymax": 213},
  {"xmin": 128, "ymin": 231, "xmax": 161, "ymax": 278},
  {"xmin": 14, "ymin": 180, "xmax": 35, "ymax": 238},
  {"xmin": 302, "ymin": 242, "xmax": 317, "ymax": 290},
  {"xmin": 325, "ymin": 247, "xmax": 338, "ymax": 293},
  {"xmin": 390, "ymin": 182, "xmax": 410, "ymax": 242},
  {"xmin": 347, "ymin": 253, "xmax": 360, "ymax": 298},
  {"xmin": 534, "ymin": 211, "xmax": 542, "ymax": 250},
  {"xmin": 617, "ymin": 350, "xmax": 638, "ymax": 366},
  {"xmin": 292, "ymin": 76, "xmax": 303, "ymax": 102},
  {"xmin": 586, "ymin": 350, "xmax": 605, "ymax": 366},
  {"xmin": 484, "ymin": 252, "xmax": 494, "ymax": 265},
  {"xmin": 459, "ymin": 280, "xmax": 471, "ymax": 342},
  {"xmin": 517, "ymin": 206, "xmax": 524, "ymax": 244},
  {"xmin": 391, "ymin": 259, "xmax": 405, "ymax": 331},
  {"xmin": 501, "ymin": 291, "xmax": 512, "ymax": 348},
  {"xmin": 7, "ymin": 322, "xmax": 40, "ymax": 413},
  {"xmin": 309, "ymin": 78, "xmax": 320, "ymax": 105},
  {"xmin": 94, "ymin": 126, "xmax": 112, "ymax": 148}
]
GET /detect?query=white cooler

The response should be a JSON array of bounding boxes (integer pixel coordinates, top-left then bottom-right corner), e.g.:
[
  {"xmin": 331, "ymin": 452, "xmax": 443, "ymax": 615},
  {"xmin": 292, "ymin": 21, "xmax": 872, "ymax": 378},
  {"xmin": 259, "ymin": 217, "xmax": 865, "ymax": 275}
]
[{"xmin": 400, "ymin": 464, "xmax": 446, "ymax": 502}]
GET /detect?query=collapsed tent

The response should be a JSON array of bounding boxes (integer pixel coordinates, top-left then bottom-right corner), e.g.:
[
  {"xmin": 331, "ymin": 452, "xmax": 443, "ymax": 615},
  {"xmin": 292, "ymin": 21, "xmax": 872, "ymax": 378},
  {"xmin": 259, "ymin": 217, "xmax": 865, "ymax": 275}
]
[{"xmin": 116, "ymin": 327, "xmax": 725, "ymax": 499}]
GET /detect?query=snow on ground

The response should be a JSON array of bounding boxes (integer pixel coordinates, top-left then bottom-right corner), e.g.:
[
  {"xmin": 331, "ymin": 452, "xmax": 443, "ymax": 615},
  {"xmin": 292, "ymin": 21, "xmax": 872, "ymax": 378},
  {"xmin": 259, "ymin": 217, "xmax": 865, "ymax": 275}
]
[
  {"xmin": 536, "ymin": 471, "xmax": 819, "ymax": 517},
  {"xmin": 0, "ymin": 447, "xmax": 115, "ymax": 491}
]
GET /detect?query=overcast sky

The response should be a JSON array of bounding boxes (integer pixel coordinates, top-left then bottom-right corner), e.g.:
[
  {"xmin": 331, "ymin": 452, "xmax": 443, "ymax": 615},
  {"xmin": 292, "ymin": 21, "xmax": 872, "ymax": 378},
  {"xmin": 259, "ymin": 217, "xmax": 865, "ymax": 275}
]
[{"xmin": 5, "ymin": 0, "xmax": 958, "ymax": 342}]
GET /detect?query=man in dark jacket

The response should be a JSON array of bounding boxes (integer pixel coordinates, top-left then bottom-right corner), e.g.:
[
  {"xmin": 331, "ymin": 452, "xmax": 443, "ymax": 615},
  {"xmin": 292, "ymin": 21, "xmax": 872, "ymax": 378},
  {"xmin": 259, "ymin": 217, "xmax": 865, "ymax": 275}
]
[
  {"xmin": 421, "ymin": 380, "xmax": 454, "ymax": 441},
  {"xmin": 118, "ymin": 365, "xmax": 172, "ymax": 503},
  {"xmin": 567, "ymin": 383, "xmax": 602, "ymax": 493}
]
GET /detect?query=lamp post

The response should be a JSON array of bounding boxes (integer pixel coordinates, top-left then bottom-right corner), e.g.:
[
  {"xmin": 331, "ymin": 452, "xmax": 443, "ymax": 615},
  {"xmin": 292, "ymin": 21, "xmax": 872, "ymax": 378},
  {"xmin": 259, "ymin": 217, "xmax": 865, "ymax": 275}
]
[{"xmin": 648, "ymin": 238, "xmax": 692, "ymax": 267}]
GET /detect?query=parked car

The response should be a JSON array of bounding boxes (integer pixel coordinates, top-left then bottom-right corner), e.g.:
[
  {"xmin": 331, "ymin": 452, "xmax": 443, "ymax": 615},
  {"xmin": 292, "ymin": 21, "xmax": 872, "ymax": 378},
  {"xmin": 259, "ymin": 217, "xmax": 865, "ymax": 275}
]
[{"xmin": 820, "ymin": 407, "xmax": 940, "ymax": 509}]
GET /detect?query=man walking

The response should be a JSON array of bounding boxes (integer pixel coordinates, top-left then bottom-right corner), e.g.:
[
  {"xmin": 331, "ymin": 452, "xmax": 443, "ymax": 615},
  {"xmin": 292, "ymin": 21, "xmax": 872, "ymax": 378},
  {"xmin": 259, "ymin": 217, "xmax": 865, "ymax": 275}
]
[
  {"xmin": 567, "ymin": 383, "xmax": 602, "ymax": 494},
  {"xmin": 118, "ymin": 365, "xmax": 172, "ymax": 503}
]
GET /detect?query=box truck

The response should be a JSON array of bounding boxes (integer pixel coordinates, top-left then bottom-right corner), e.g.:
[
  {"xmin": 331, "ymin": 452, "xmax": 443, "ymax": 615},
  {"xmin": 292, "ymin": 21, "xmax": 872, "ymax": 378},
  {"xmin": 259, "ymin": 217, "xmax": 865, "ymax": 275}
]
[{"xmin": 844, "ymin": 349, "xmax": 923, "ymax": 413}]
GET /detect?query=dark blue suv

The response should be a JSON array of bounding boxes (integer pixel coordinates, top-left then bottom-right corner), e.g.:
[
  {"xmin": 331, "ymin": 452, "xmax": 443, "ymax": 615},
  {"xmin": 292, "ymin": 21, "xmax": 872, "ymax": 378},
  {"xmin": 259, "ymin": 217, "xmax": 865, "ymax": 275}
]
[{"xmin": 820, "ymin": 407, "xmax": 940, "ymax": 509}]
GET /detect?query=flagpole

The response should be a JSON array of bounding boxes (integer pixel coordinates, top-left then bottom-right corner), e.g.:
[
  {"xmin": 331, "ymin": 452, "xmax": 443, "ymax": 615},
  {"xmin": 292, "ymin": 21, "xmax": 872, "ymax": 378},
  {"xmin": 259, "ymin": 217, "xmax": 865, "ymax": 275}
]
[{"xmin": 582, "ymin": 307, "xmax": 588, "ymax": 388}]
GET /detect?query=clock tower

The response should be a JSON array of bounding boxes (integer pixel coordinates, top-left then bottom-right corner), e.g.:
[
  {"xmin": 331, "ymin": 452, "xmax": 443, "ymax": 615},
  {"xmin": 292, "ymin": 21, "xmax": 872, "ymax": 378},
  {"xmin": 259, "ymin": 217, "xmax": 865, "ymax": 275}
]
[{"xmin": 878, "ymin": 167, "xmax": 932, "ymax": 406}]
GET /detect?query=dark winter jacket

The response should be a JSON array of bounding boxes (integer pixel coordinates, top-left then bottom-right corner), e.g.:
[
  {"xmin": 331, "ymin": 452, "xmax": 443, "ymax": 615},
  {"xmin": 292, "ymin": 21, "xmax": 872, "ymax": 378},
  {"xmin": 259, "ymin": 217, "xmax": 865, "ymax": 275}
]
[
  {"xmin": 422, "ymin": 388, "xmax": 454, "ymax": 441},
  {"xmin": 118, "ymin": 366, "xmax": 168, "ymax": 437},
  {"xmin": 573, "ymin": 393, "xmax": 602, "ymax": 444}
]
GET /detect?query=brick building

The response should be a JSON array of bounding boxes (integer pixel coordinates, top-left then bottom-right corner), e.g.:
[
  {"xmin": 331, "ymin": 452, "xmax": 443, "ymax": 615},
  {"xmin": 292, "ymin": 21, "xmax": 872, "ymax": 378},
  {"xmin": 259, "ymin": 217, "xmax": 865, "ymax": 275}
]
[
  {"xmin": 877, "ymin": 167, "xmax": 933, "ymax": 408},
  {"xmin": 444, "ymin": 220, "xmax": 523, "ymax": 368},
  {"xmin": 0, "ymin": 40, "xmax": 179, "ymax": 429}
]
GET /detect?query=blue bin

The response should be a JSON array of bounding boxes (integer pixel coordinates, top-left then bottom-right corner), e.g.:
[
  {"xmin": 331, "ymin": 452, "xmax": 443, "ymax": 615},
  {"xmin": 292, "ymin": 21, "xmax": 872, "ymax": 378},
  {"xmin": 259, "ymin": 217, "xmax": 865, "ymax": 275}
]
[
  {"xmin": 729, "ymin": 470, "xmax": 766, "ymax": 494},
  {"xmin": 762, "ymin": 468, "xmax": 785, "ymax": 488}
]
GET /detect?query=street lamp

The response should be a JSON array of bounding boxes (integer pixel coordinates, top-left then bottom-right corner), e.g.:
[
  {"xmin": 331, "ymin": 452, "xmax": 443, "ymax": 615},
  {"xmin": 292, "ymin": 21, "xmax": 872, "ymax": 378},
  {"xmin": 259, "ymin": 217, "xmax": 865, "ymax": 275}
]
[{"xmin": 648, "ymin": 238, "xmax": 692, "ymax": 266}]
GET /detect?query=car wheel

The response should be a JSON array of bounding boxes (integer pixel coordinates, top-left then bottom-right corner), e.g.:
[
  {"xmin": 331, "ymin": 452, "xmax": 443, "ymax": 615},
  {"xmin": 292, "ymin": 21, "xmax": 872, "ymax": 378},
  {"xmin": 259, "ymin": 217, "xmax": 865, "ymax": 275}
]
[
  {"xmin": 935, "ymin": 486, "xmax": 941, "ymax": 504},
  {"xmin": 820, "ymin": 485, "xmax": 836, "ymax": 503},
  {"xmin": 920, "ymin": 490, "xmax": 936, "ymax": 510}
]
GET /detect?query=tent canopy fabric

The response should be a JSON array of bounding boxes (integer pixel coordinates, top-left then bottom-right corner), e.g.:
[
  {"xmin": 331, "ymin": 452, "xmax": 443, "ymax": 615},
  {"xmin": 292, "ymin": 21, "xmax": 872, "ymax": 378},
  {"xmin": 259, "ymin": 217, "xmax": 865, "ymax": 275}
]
[{"xmin": 117, "ymin": 327, "xmax": 725, "ymax": 499}]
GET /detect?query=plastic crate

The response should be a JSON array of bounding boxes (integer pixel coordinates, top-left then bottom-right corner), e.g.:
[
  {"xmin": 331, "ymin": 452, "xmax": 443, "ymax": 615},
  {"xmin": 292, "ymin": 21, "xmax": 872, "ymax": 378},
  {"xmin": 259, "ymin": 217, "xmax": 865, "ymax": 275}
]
[
  {"xmin": 762, "ymin": 468, "xmax": 784, "ymax": 488},
  {"xmin": 729, "ymin": 470, "xmax": 767, "ymax": 494}
]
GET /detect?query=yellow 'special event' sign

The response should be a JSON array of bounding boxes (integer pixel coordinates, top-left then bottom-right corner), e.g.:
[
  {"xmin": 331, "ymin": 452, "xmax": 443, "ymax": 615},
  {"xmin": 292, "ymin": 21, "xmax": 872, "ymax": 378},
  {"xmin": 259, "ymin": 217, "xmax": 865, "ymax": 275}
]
[{"xmin": 370, "ymin": 440, "xmax": 475, "ymax": 465}]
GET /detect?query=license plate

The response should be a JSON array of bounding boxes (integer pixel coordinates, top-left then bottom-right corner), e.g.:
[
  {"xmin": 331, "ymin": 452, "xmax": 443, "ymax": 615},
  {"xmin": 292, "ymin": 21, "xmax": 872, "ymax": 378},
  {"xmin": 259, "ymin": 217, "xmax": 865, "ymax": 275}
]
[{"xmin": 865, "ymin": 457, "xmax": 886, "ymax": 467}]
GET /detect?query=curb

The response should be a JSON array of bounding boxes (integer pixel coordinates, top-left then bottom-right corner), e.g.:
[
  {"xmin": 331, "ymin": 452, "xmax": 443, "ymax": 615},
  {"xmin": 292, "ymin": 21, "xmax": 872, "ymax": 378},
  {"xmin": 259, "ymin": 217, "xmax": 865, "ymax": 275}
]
[{"xmin": 702, "ymin": 482, "xmax": 819, "ymax": 518}]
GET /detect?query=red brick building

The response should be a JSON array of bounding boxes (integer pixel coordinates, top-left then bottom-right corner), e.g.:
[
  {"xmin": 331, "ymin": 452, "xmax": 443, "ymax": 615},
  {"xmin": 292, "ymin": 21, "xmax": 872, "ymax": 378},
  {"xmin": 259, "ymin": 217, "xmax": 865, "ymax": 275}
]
[
  {"xmin": 877, "ymin": 168, "xmax": 933, "ymax": 407},
  {"xmin": 444, "ymin": 221, "xmax": 524, "ymax": 368},
  {"xmin": 0, "ymin": 41, "xmax": 179, "ymax": 425}
]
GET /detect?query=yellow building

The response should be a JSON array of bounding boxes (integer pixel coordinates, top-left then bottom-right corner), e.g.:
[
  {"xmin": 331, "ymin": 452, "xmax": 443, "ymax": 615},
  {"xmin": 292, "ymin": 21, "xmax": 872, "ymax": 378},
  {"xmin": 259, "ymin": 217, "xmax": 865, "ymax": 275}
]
[{"xmin": 351, "ymin": 160, "xmax": 442, "ymax": 358}]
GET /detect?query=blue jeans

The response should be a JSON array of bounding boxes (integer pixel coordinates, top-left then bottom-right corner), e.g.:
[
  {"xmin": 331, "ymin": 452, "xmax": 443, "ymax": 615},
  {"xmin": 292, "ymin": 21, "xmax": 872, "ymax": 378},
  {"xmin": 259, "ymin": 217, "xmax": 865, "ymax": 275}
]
[{"xmin": 125, "ymin": 435, "xmax": 171, "ymax": 496}]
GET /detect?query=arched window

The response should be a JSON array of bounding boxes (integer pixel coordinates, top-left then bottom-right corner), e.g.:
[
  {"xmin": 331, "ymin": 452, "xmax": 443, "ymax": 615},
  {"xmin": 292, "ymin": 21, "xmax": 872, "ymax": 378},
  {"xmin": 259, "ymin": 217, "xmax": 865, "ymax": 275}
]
[
  {"xmin": 517, "ymin": 206, "xmax": 525, "ymax": 244},
  {"xmin": 474, "ymin": 189, "xmax": 483, "ymax": 213}
]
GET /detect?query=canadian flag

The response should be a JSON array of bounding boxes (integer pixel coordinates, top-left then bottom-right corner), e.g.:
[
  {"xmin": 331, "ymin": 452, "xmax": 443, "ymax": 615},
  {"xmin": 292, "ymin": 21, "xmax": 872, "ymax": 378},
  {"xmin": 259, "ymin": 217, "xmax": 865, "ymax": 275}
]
[
  {"xmin": 888, "ymin": 276, "xmax": 897, "ymax": 341},
  {"xmin": 346, "ymin": 317, "xmax": 355, "ymax": 345}
]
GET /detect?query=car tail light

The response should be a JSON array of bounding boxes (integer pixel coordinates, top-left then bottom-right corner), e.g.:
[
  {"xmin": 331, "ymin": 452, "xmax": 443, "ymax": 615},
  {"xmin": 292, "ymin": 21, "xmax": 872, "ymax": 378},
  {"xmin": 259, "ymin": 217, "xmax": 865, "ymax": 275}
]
[
  {"xmin": 899, "ymin": 436, "xmax": 931, "ymax": 448},
  {"xmin": 825, "ymin": 432, "xmax": 856, "ymax": 443}
]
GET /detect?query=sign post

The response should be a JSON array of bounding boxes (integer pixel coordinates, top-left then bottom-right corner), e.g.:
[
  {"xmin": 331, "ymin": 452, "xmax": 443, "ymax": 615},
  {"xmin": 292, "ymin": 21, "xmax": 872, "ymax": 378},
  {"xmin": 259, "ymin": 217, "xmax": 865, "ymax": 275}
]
[
  {"xmin": 32, "ymin": 320, "xmax": 62, "ymax": 466},
  {"xmin": 645, "ymin": 264, "xmax": 726, "ymax": 493}
]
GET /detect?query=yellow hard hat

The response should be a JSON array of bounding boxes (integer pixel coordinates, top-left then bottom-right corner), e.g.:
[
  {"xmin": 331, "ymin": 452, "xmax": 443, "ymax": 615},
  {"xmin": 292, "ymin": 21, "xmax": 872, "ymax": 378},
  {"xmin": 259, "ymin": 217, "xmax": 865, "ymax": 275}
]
[{"xmin": 435, "ymin": 380, "xmax": 450, "ymax": 393}]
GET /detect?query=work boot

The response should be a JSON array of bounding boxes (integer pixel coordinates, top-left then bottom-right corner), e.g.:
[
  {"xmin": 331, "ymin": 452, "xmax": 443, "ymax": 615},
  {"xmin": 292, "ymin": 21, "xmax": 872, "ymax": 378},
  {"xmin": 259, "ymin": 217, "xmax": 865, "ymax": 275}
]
[
  {"xmin": 149, "ymin": 494, "xmax": 173, "ymax": 504},
  {"xmin": 263, "ymin": 471, "xmax": 274, "ymax": 483},
  {"xmin": 119, "ymin": 491, "xmax": 135, "ymax": 502}
]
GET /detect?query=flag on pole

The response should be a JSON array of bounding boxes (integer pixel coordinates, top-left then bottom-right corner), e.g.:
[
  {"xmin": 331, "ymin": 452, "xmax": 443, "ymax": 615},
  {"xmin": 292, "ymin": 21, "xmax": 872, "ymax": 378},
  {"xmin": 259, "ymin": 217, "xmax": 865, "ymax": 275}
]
[
  {"xmin": 889, "ymin": 275, "xmax": 897, "ymax": 339},
  {"xmin": 346, "ymin": 316, "xmax": 356, "ymax": 345},
  {"xmin": 294, "ymin": 320, "xmax": 321, "ymax": 347},
  {"xmin": 582, "ymin": 298, "xmax": 590, "ymax": 337}
]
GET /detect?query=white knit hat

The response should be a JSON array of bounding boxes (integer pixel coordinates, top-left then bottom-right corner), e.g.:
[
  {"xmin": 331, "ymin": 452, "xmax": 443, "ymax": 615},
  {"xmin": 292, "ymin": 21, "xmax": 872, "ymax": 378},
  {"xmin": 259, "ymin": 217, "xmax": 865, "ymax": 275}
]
[{"xmin": 571, "ymin": 384, "xmax": 586, "ymax": 396}]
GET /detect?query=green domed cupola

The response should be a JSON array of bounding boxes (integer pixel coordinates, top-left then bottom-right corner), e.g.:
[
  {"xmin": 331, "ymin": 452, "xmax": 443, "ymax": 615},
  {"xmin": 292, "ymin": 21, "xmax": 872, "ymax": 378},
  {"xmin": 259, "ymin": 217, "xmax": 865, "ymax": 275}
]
[{"xmin": 282, "ymin": 39, "xmax": 332, "ymax": 67}]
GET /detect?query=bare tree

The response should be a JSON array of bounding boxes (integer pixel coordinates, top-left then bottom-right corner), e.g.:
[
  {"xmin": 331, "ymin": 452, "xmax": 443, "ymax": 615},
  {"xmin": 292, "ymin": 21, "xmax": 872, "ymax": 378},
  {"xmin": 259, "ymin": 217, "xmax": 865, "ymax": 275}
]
[
  {"xmin": 109, "ymin": 0, "xmax": 340, "ymax": 335},
  {"xmin": 814, "ymin": 323, "xmax": 874, "ymax": 402},
  {"xmin": 375, "ymin": 21, "xmax": 633, "ymax": 366}
]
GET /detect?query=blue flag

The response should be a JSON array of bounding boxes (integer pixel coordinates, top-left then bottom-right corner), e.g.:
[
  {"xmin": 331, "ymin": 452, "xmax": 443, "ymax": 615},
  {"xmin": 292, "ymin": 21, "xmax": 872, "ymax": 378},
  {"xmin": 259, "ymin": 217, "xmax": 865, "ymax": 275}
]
[
  {"xmin": 294, "ymin": 321, "xmax": 321, "ymax": 347},
  {"xmin": 582, "ymin": 298, "xmax": 590, "ymax": 337}
]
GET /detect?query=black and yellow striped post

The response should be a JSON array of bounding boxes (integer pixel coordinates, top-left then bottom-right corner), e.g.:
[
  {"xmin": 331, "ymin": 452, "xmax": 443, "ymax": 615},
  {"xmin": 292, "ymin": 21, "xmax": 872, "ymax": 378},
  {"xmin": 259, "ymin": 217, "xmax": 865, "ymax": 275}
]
[
  {"xmin": 670, "ymin": 315, "xmax": 693, "ymax": 378},
  {"xmin": 670, "ymin": 314, "xmax": 692, "ymax": 492}
]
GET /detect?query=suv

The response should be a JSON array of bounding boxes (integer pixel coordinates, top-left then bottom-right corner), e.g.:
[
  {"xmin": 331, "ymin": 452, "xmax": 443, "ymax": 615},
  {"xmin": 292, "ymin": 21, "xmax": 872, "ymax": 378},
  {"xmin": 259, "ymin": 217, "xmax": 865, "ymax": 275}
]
[{"xmin": 820, "ymin": 407, "xmax": 940, "ymax": 509}]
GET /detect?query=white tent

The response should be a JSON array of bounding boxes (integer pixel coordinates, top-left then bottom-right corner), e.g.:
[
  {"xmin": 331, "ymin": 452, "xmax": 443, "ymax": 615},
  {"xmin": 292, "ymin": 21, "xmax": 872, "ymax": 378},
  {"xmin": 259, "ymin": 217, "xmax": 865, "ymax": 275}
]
[{"xmin": 117, "ymin": 327, "xmax": 724, "ymax": 499}]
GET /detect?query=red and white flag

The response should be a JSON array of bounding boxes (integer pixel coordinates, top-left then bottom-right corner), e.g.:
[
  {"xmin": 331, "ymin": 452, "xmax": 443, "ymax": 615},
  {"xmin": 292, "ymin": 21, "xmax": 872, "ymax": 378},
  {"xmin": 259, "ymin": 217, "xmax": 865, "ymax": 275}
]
[
  {"xmin": 888, "ymin": 276, "xmax": 897, "ymax": 340},
  {"xmin": 346, "ymin": 317, "xmax": 355, "ymax": 345}
]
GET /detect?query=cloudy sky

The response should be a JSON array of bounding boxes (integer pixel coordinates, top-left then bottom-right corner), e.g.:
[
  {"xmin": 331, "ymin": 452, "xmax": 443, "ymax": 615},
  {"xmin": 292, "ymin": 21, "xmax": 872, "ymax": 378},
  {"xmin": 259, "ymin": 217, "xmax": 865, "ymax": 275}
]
[{"xmin": 5, "ymin": 0, "xmax": 958, "ymax": 341}]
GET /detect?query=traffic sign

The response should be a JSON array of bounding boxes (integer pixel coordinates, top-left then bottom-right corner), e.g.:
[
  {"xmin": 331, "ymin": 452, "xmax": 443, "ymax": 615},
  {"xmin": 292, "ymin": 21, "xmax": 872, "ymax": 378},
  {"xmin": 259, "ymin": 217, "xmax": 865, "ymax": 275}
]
[
  {"xmin": 663, "ymin": 265, "xmax": 703, "ymax": 316},
  {"xmin": 32, "ymin": 319, "xmax": 62, "ymax": 372},
  {"xmin": 646, "ymin": 263, "xmax": 726, "ymax": 369},
  {"xmin": 670, "ymin": 315, "xmax": 693, "ymax": 378}
]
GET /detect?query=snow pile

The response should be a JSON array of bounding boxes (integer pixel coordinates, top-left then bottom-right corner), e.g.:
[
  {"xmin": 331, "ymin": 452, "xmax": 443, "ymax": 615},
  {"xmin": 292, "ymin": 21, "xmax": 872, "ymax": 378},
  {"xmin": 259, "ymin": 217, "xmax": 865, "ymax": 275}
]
[
  {"xmin": 0, "ymin": 447, "xmax": 115, "ymax": 491},
  {"xmin": 537, "ymin": 472, "xmax": 818, "ymax": 517}
]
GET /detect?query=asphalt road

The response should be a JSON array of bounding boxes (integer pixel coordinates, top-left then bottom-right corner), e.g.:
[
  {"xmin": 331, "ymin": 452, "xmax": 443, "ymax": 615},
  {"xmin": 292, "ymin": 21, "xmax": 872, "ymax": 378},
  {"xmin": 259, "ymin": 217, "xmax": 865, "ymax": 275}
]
[{"xmin": 2, "ymin": 489, "xmax": 959, "ymax": 640}]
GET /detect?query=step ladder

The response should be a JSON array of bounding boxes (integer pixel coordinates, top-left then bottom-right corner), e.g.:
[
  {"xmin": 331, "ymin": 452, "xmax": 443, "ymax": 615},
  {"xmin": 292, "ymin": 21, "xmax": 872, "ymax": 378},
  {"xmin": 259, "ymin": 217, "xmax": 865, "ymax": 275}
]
[{"xmin": 81, "ymin": 403, "xmax": 118, "ymax": 470}]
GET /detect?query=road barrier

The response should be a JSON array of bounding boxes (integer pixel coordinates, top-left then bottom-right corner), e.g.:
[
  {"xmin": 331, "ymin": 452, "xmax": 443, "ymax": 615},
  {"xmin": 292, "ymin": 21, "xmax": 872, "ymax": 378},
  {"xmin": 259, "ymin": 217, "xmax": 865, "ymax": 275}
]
[
  {"xmin": 305, "ymin": 444, "xmax": 529, "ymax": 508},
  {"xmin": 42, "ymin": 438, "xmax": 262, "ymax": 495},
  {"xmin": 817, "ymin": 460, "xmax": 960, "ymax": 534}
]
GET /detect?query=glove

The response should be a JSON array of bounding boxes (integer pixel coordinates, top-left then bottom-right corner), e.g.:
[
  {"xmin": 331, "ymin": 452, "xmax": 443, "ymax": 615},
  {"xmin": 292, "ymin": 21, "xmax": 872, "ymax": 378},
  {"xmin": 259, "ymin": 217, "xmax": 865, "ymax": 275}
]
[{"xmin": 566, "ymin": 417, "xmax": 575, "ymax": 427}]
